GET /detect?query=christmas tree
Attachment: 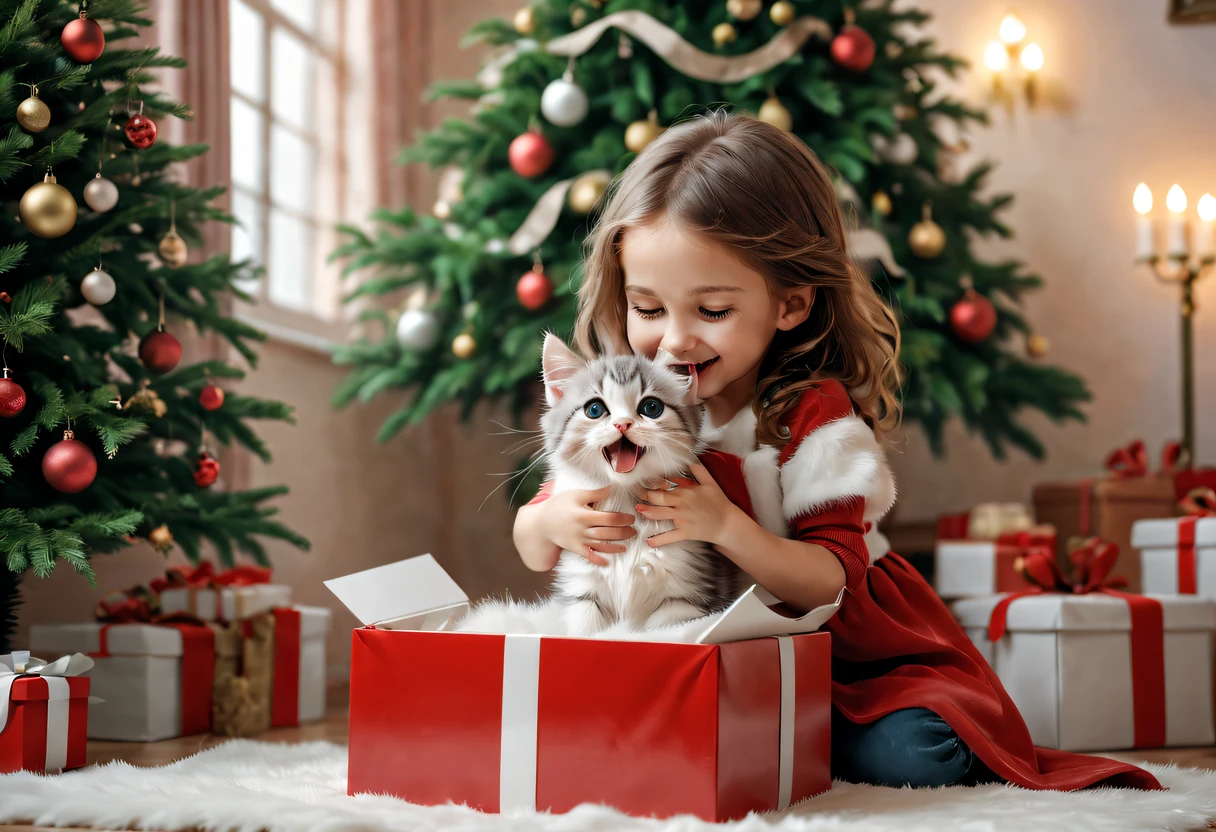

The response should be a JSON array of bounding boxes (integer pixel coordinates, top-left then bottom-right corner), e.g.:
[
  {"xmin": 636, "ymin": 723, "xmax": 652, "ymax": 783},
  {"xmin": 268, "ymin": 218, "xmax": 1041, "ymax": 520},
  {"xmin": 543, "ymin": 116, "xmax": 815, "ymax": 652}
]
[
  {"xmin": 0, "ymin": 0, "xmax": 307, "ymax": 650},
  {"xmin": 332, "ymin": 0, "xmax": 1089, "ymax": 468}
]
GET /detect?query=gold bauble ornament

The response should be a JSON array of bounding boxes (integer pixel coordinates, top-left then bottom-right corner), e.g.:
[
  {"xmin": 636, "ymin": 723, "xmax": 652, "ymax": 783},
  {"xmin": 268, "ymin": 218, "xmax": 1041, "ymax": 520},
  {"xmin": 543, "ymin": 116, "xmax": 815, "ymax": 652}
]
[
  {"xmin": 17, "ymin": 91, "xmax": 51, "ymax": 133},
  {"xmin": 148, "ymin": 524, "xmax": 174, "ymax": 552},
  {"xmin": 893, "ymin": 104, "xmax": 918, "ymax": 121},
  {"xmin": 570, "ymin": 6, "xmax": 586, "ymax": 26},
  {"xmin": 568, "ymin": 170, "xmax": 612, "ymax": 214},
  {"xmin": 452, "ymin": 332, "xmax": 477, "ymax": 359},
  {"xmin": 433, "ymin": 199, "xmax": 452, "ymax": 220},
  {"xmin": 624, "ymin": 116, "xmax": 664, "ymax": 153},
  {"xmin": 758, "ymin": 96, "xmax": 793, "ymax": 132},
  {"xmin": 159, "ymin": 229, "xmax": 188, "ymax": 267},
  {"xmin": 770, "ymin": 0, "xmax": 796, "ymax": 25},
  {"xmin": 726, "ymin": 0, "xmax": 762, "ymax": 21},
  {"xmin": 872, "ymin": 190, "xmax": 893, "ymax": 217},
  {"xmin": 513, "ymin": 7, "xmax": 536, "ymax": 35},
  {"xmin": 1027, "ymin": 333, "xmax": 1050, "ymax": 358},
  {"xmin": 19, "ymin": 172, "xmax": 77, "ymax": 239},
  {"xmin": 712, "ymin": 22, "xmax": 737, "ymax": 47},
  {"xmin": 908, "ymin": 203, "xmax": 946, "ymax": 259}
]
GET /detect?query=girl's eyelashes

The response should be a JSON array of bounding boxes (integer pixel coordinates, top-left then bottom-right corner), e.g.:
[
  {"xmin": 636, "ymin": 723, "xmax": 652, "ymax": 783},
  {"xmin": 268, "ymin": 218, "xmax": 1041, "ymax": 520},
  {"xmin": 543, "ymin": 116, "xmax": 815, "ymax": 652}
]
[{"xmin": 630, "ymin": 306, "xmax": 735, "ymax": 321}]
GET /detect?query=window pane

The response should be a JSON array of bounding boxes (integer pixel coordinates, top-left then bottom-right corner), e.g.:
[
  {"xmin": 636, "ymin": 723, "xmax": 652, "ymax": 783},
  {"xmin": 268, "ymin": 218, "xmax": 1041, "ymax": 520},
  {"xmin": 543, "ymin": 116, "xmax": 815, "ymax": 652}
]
[
  {"xmin": 270, "ymin": 125, "xmax": 314, "ymax": 215},
  {"xmin": 229, "ymin": 0, "xmax": 264, "ymax": 103},
  {"xmin": 270, "ymin": 28, "xmax": 313, "ymax": 131},
  {"xmin": 268, "ymin": 209, "xmax": 313, "ymax": 311},
  {"xmin": 231, "ymin": 190, "xmax": 263, "ymax": 296},
  {"xmin": 271, "ymin": 0, "xmax": 316, "ymax": 34},
  {"xmin": 230, "ymin": 97, "xmax": 265, "ymax": 194}
]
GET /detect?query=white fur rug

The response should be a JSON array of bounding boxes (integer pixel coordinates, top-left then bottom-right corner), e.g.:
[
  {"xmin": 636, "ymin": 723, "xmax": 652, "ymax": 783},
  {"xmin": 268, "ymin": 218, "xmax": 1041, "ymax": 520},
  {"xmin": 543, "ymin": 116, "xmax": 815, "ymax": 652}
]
[{"xmin": 0, "ymin": 740, "xmax": 1213, "ymax": 832}]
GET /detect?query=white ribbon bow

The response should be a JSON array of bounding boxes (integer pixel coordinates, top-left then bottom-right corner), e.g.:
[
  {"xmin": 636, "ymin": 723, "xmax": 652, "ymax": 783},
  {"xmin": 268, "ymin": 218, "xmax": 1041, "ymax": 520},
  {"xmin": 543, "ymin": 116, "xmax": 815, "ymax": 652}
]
[{"xmin": 0, "ymin": 651, "xmax": 97, "ymax": 773}]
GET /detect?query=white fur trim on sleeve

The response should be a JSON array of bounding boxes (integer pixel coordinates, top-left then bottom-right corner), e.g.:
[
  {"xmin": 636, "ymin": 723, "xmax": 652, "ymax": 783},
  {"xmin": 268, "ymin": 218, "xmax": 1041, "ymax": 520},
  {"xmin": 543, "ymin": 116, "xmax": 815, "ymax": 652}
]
[
  {"xmin": 780, "ymin": 414, "xmax": 897, "ymax": 523},
  {"xmin": 742, "ymin": 446, "xmax": 789, "ymax": 539}
]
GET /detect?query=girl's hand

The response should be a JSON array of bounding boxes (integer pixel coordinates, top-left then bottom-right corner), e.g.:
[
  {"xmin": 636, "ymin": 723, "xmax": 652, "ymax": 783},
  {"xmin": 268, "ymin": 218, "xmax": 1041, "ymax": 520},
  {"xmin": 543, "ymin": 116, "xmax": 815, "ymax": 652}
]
[
  {"xmin": 637, "ymin": 462, "xmax": 742, "ymax": 548},
  {"xmin": 539, "ymin": 485, "xmax": 636, "ymax": 566}
]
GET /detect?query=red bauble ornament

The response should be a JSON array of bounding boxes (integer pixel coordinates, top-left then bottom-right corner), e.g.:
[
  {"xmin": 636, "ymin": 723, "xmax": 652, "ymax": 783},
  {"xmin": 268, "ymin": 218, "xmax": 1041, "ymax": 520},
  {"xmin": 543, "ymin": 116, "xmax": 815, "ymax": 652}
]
[
  {"xmin": 43, "ymin": 430, "xmax": 97, "ymax": 493},
  {"xmin": 950, "ymin": 289, "xmax": 997, "ymax": 344},
  {"xmin": 124, "ymin": 114, "xmax": 158, "ymax": 149},
  {"xmin": 194, "ymin": 451, "xmax": 221, "ymax": 488},
  {"xmin": 508, "ymin": 131, "xmax": 555, "ymax": 179},
  {"xmin": 61, "ymin": 14, "xmax": 105, "ymax": 63},
  {"xmin": 0, "ymin": 371, "xmax": 26, "ymax": 418},
  {"xmin": 139, "ymin": 329, "xmax": 182, "ymax": 373},
  {"xmin": 199, "ymin": 384, "xmax": 225, "ymax": 411},
  {"xmin": 830, "ymin": 24, "xmax": 876, "ymax": 72},
  {"xmin": 516, "ymin": 269, "xmax": 554, "ymax": 310}
]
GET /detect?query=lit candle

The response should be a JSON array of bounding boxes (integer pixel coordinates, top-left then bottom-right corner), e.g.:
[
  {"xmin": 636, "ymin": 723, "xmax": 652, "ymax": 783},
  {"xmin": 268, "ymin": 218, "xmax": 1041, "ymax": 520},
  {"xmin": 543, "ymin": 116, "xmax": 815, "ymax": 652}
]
[
  {"xmin": 1020, "ymin": 43, "xmax": 1044, "ymax": 72},
  {"xmin": 1133, "ymin": 183, "xmax": 1154, "ymax": 260},
  {"xmin": 1000, "ymin": 14, "xmax": 1027, "ymax": 46},
  {"xmin": 1199, "ymin": 193, "xmax": 1216, "ymax": 260},
  {"xmin": 984, "ymin": 41, "xmax": 1008, "ymax": 72},
  {"xmin": 1167, "ymin": 184, "xmax": 1189, "ymax": 258}
]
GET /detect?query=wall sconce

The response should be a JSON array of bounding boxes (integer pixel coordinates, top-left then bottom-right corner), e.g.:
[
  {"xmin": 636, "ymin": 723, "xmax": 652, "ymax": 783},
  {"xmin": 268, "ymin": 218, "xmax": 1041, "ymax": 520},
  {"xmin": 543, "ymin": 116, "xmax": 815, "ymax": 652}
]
[{"xmin": 984, "ymin": 13, "xmax": 1043, "ymax": 105}]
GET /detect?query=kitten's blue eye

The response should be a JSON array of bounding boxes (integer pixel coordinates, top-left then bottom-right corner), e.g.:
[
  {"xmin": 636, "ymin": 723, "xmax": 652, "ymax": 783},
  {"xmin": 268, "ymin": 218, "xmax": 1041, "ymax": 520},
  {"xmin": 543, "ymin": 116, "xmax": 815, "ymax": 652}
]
[
  {"xmin": 639, "ymin": 397, "xmax": 664, "ymax": 419},
  {"xmin": 584, "ymin": 399, "xmax": 607, "ymax": 419}
]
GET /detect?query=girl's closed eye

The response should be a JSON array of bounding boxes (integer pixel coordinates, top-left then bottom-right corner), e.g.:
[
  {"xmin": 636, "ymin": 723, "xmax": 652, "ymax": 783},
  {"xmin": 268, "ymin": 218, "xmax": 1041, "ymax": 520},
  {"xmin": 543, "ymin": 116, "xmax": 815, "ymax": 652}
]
[{"xmin": 630, "ymin": 306, "xmax": 735, "ymax": 320}]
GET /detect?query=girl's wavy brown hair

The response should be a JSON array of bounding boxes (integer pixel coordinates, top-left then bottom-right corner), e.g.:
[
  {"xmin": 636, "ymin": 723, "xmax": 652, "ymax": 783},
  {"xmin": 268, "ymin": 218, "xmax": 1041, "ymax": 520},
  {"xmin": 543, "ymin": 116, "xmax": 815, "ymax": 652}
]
[{"xmin": 574, "ymin": 109, "xmax": 902, "ymax": 447}]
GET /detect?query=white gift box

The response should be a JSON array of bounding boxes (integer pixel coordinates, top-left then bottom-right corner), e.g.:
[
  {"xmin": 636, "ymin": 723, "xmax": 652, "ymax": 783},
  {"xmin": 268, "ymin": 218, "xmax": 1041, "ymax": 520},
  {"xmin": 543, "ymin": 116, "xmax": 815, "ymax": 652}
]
[
  {"xmin": 30, "ymin": 604, "xmax": 331, "ymax": 740},
  {"xmin": 29, "ymin": 622, "xmax": 212, "ymax": 741},
  {"xmin": 952, "ymin": 593, "xmax": 1216, "ymax": 751},
  {"xmin": 159, "ymin": 582, "xmax": 292, "ymax": 622},
  {"xmin": 1132, "ymin": 516, "xmax": 1216, "ymax": 597},
  {"xmin": 289, "ymin": 605, "xmax": 331, "ymax": 725},
  {"xmin": 935, "ymin": 541, "xmax": 1039, "ymax": 599}
]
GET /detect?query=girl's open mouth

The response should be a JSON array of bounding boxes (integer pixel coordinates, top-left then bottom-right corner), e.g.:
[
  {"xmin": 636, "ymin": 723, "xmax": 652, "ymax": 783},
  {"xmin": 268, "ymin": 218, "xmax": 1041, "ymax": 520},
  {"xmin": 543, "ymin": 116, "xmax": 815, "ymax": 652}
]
[
  {"xmin": 604, "ymin": 435, "xmax": 646, "ymax": 474},
  {"xmin": 669, "ymin": 357, "xmax": 719, "ymax": 377}
]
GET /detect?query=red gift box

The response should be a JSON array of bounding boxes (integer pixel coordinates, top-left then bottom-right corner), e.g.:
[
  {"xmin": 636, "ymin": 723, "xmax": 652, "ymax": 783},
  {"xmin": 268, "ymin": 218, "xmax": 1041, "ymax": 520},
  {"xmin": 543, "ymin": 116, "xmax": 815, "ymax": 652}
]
[
  {"xmin": 331, "ymin": 556, "xmax": 835, "ymax": 821},
  {"xmin": 0, "ymin": 654, "xmax": 91, "ymax": 774}
]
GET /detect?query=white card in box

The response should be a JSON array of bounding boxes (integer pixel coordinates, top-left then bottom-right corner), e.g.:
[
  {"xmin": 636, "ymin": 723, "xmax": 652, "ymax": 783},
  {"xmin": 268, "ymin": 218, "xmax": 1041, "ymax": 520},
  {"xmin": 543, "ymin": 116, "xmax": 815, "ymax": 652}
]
[
  {"xmin": 952, "ymin": 593, "xmax": 1216, "ymax": 751},
  {"xmin": 159, "ymin": 582, "xmax": 292, "ymax": 621},
  {"xmin": 1132, "ymin": 516, "xmax": 1216, "ymax": 597}
]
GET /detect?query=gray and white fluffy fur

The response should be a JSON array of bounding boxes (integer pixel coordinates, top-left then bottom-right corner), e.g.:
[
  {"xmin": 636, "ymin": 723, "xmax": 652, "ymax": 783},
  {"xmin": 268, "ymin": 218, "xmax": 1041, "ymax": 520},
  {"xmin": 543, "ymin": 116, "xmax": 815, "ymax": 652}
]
[{"xmin": 536, "ymin": 334, "xmax": 741, "ymax": 636}]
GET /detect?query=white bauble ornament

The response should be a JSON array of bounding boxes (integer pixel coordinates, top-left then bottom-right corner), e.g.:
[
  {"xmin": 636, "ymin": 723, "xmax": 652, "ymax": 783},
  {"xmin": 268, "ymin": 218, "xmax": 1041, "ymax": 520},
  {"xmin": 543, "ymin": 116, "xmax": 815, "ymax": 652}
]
[
  {"xmin": 81, "ymin": 268, "xmax": 116, "ymax": 305},
  {"xmin": 541, "ymin": 75, "xmax": 589, "ymax": 127},
  {"xmin": 83, "ymin": 173, "xmax": 119, "ymax": 212},
  {"xmin": 872, "ymin": 131, "xmax": 918, "ymax": 165},
  {"xmin": 396, "ymin": 308, "xmax": 440, "ymax": 350},
  {"xmin": 484, "ymin": 238, "xmax": 506, "ymax": 254}
]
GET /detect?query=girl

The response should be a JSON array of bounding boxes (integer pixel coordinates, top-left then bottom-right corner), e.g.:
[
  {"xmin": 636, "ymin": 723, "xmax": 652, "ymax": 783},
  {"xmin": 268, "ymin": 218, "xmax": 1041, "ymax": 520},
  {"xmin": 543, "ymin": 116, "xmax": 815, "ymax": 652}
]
[{"xmin": 513, "ymin": 110, "xmax": 1159, "ymax": 792}]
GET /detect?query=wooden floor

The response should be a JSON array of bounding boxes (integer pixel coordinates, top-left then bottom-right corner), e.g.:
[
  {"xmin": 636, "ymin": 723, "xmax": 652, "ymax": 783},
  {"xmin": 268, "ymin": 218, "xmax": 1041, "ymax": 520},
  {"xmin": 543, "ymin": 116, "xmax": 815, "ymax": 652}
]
[{"xmin": 5, "ymin": 695, "xmax": 1216, "ymax": 831}]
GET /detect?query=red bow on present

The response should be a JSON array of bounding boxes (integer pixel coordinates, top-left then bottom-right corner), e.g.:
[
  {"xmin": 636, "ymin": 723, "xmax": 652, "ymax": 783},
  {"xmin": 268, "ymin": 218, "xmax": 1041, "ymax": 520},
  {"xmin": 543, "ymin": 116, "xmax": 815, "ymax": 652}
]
[
  {"xmin": 987, "ymin": 537, "xmax": 1166, "ymax": 749},
  {"xmin": 1104, "ymin": 439, "xmax": 1185, "ymax": 478},
  {"xmin": 212, "ymin": 565, "xmax": 272, "ymax": 587},
  {"xmin": 150, "ymin": 562, "xmax": 217, "ymax": 594},
  {"xmin": 1179, "ymin": 487, "xmax": 1216, "ymax": 517}
]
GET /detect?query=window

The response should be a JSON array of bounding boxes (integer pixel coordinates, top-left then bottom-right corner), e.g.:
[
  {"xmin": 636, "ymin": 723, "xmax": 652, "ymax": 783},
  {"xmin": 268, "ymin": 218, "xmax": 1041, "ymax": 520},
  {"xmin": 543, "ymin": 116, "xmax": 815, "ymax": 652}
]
[{"xmin": 229, "ymin": 0, "xmax": 374, "ymax": 347}]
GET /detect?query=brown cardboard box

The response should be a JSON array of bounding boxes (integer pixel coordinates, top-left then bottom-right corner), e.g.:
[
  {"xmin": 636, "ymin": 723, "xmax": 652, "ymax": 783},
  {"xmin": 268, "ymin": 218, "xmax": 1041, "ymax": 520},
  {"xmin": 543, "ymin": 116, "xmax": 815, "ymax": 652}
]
[{"xmin": 1032, "ymin": 476, "xmax": 1176, "ymax": 592}]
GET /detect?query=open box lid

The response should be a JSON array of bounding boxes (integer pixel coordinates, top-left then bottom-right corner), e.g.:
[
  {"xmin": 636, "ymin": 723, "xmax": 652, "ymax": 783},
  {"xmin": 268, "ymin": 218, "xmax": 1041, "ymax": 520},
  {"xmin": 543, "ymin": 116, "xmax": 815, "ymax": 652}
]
[{"xmin": 324, "ymin": 554, "xmax": 841, "ymax": 644}]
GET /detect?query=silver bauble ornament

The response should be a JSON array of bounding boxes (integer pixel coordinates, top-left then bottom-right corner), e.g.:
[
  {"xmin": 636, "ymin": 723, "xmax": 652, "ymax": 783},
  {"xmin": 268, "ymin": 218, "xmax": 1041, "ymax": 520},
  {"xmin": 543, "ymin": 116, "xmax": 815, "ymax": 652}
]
[
  {"xmin": 872, "ymin": 131, "xmax": 918, "ymax": 165},
  {"xmin": 83, "ymin": 173, "xmax": 119, "ymax": 212},
  {"xmin": 81, "ymin": 268, "xmax": 116, "ymax": 305},
  {"xmin": 541, "ymin": 75, "xmax": 589, "ymax": 127},
  {"xmin": 396, "ymin": 308, "xmax": 439, "ymax": 350}
]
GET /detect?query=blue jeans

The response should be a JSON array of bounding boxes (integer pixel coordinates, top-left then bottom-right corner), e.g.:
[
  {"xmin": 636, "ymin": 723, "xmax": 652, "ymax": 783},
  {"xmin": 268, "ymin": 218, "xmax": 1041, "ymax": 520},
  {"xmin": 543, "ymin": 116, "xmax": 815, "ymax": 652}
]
[{"xmin": 832, "ymin": 707, "xmax": 1000, "ymax": 788}]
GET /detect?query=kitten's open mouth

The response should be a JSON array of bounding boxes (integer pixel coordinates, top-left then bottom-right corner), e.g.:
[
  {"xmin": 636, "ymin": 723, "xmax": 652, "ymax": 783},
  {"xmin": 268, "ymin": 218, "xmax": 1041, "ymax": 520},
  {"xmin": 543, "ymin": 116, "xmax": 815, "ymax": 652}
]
[
  {"xmin": 669, "ymin": 357, "xmax": 719, "ymax": 377},
  {"xmin": 604, "ymin": 435, "xmax": 646, "ymax": 474}
]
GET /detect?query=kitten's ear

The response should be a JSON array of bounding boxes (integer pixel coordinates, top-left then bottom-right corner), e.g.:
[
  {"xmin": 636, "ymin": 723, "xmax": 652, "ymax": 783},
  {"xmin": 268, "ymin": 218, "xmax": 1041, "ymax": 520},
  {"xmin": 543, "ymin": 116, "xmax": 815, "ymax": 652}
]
[{"xmin": 541, "ymin": 332, "xmax": 583, "ymax": 407}]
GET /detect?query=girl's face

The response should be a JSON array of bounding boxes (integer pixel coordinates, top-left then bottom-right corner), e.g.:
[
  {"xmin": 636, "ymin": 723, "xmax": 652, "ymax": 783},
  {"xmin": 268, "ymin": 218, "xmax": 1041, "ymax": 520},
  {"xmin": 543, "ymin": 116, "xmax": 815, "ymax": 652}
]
[{"xmin": 620, "ymin": 218, "xmax": 811, "ymax": 405}]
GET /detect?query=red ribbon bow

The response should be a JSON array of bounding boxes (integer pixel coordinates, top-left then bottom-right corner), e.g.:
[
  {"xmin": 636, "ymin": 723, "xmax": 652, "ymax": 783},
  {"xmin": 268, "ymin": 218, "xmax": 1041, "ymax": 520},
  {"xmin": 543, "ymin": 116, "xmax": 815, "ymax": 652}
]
[
  {"xmin": 213, "ymin": 565, "xmax": 272, "ymax": 587},
  {"xmin": 1179, "ymin": 487, "xmax": 1216, "ymax": 517},
  {"xmin": 149, "ymin": 563, "xmax": 218, "ymax": 595},
  {"xmin": 986, "ymin": 538, "xmax": 1166, "ymax": 749},
  {"xmin": 1104, "ymin": 439, "xmax": 1184, "ymax": 478}
]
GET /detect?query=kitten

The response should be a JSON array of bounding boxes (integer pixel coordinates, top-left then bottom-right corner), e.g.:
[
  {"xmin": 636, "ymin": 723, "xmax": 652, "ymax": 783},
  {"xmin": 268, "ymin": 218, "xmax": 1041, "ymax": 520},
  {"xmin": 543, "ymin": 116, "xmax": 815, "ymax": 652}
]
[{"xmin": 539, "ymin": 334, "xmax": 741, "ymax": 636}]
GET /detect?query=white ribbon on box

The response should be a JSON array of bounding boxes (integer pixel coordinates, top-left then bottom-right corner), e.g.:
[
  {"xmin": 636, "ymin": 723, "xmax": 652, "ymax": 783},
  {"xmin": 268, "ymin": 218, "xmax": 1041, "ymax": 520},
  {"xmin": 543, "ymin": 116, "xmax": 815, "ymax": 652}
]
[
  {"xmin": 497, "ymin": 634, "xmax": 798, "ymax": 813},
  {"xmin": 0, "ymin": 651, "xmax": 99, "ymax": 772}
]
